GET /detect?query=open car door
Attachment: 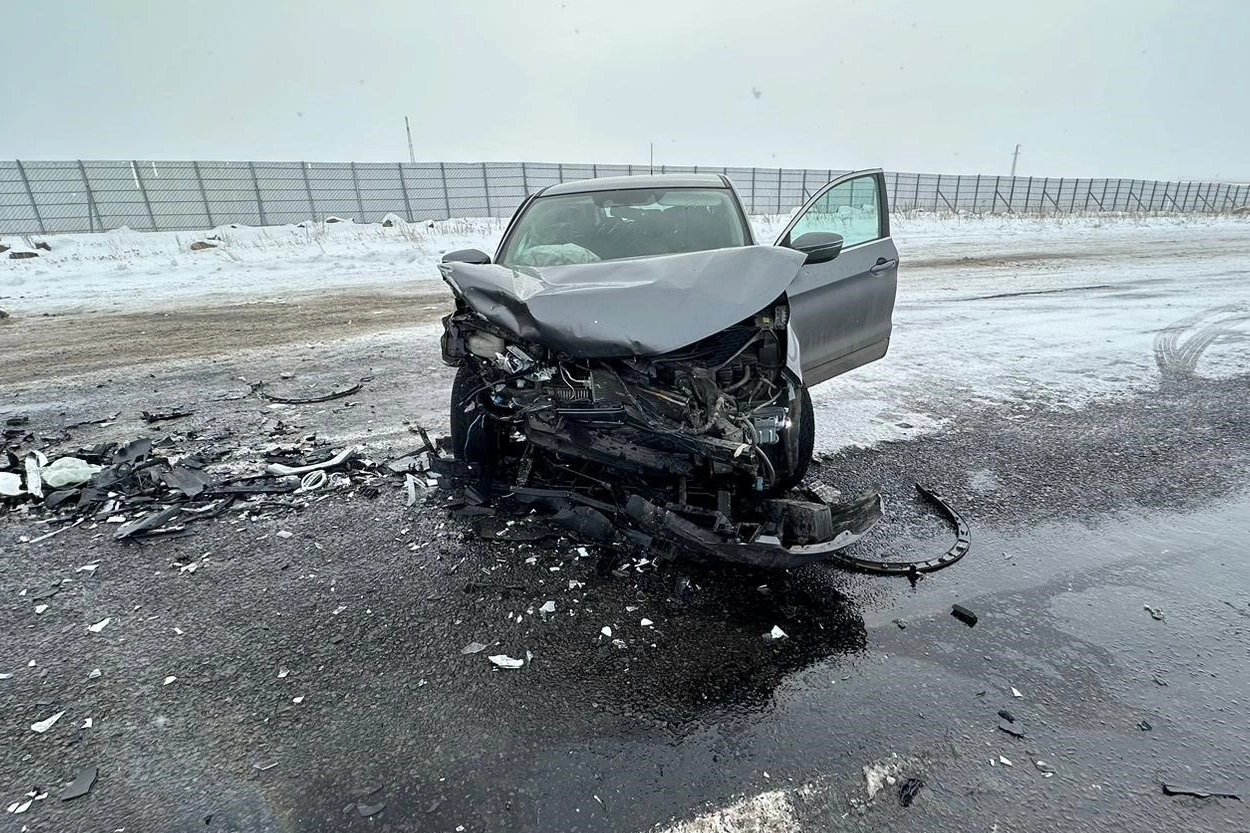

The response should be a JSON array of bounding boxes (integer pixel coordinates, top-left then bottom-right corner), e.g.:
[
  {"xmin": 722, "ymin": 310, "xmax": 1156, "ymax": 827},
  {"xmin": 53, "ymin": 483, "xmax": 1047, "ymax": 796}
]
[{"xmin": 775, "ymin": 169, "xmax": 898, "ymax": 386}]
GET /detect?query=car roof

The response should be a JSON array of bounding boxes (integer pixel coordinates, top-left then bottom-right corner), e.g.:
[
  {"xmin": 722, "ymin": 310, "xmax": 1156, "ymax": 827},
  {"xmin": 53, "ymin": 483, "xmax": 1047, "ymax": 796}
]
[{"xmin": 540, "ymin": 173, "xmax": 729, "ymax": 196}]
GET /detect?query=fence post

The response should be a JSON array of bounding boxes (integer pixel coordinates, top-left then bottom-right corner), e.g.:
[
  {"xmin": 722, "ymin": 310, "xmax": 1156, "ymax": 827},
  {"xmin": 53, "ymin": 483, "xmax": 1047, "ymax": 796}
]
[
  {"xmin": 952, "ymin": 175, "xmax": 962, "ymax": 212},
  {"xmin": 1221, "ymin": 183, "xmax": 1236, "ymax": 211},
  {"xmin": 1070, "ymin": 179, "xmax": 1079, "ymax": 212},
  {"xmin": 14, "ymin": 160, "xmax": 46, "ymax": 234},
  {"xmin": 349, "ymin": 162, "xmax": 366, "ymax": 222},
  {"xmin": 971, "ymin": 175, "xmax": 979, "ymax": 212},
  {"xmin": 1007, "ymin": 174, "xmax": 1017, "ymax": 212},
  {"xmin": 480, "ymin": 162, "xmax": 492, "ymax": 216},
  {"xmin": 558, "ymin": 162, "xmax": 565, "ymax": 182},
  {"xmin": 912, "ymin": 174, "xmax": 920, "ymax": 210},
  {"xmin": 247, "ymin": 161, "xmax": 267, "ymax": 225},
  {"xmin": 1024, "ymin": 177, "xmax": 1034, "ymax": 213},
  {"xmin": 1181, "ymin": 181, "xmax": 1193, "ymax": 211},
  {"xmin": 397, "ymin": 162, "xmax": 413, "ymax": 222},
  {"xmin": 77, "ymin": 159, "xmax": 102, "ymax": 232},
  {"xmin": 1147, "ymin": 180, "xmax": 1160, "ymax": 211},
  {"xmin": 775, "ymin": 168, "xmax": 783, "ymax": 213},
  {"xmin": 520, "ymin": 161, "xmax": 529, "ymax": 196},
  {"xmin": 801, "ymin": 168, "xmax": 808, "ymax": 201},
  {"xmin": 131, "ymin": 161, "xmax": 158, "ymax": 231},
  {"xmin": 749, "ymin": 168, "xmax": 758, "ymax": 213},
  {"xmin": 191, "ymin": 161, "xmax": 214, "ymax": 228},
  {"xmin": 934, "ymin": 174, "xmax": 942, "ymax": 211},
  {"xmin": 892, "ymin": 171, "xmax": 900, "ymax": 209},
  {"xmin": 1111, "ymin": 178, "xmax": 1123, "ymax": 211},
  {"xmin": 301, "ymin": 162, "xmax": 317, "ymax": 220},
  {"xmin": 439, "ymin": 162, "xmax": 451, "ymax": 219},
  {"xmin": 1098, "ymin": 179, "xmax": 1109, "ymax": 211}
]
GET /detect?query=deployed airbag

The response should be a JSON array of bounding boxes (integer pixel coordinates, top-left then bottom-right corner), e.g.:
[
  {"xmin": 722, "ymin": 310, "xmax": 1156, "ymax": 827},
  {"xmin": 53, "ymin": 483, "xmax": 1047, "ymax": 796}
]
[{"xmin": 439, "ymin": 246, "xmax": 807, "ymax": 358}]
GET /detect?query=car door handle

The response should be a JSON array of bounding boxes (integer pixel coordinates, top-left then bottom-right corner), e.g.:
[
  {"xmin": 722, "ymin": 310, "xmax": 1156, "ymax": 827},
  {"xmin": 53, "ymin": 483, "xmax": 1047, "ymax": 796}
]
[{"xmin": 869, "ymin": 258, "xmax": 898, "ymax": 274}]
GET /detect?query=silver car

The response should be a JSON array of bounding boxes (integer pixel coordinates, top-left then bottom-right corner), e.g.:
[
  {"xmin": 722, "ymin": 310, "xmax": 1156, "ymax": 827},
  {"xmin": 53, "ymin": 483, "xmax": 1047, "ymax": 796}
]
[{"xmin": 439, "ymin": 170, "xmax": 898, "ymax": 566}]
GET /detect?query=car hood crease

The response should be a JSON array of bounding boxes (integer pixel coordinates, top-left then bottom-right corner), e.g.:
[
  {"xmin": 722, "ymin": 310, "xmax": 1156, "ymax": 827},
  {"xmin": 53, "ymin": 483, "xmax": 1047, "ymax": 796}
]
[{"xmin": 439, "ymin": 246, "xmax": 808, "ymax": 358}]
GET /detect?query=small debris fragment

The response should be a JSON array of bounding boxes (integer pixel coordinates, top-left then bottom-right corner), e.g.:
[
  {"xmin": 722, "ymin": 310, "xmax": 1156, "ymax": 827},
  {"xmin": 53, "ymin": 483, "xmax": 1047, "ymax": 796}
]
[
  {"xmin": 1144, "ymin": 605, "xmax": 1165, "ymax": 621},
  {"xmin": 640, "ymin": 618, "xmax": 654, "ymax": 627},
  {"xmin": 1137, "ymin": 719, "xmax": 1152, "ymax": 731},
  {"xmin": 488, "ymin": 654, "xmax": 524, "ymax": 670},
  {"xmin": 997, "ymin": 709, "xmax": 1015, "ymax": 722},
  {"xmin": 82, "ymin": 717, "xmax": 93, "ymax": 728},
  {"xmin": 60, "ymin": 766, "xmax": 98, "ymax": 801},
  {"xmin": 951, "ymin": 604, "xmax": 978, "ymax": 627},
  {"xmin": 898, "ymin": 777, "xmax": 924, "ymax": 807},
  {"xmin": 767, "ymin": 625, "xmax": 787, "ymax": 640},
  {"xmin": 1011, "ymin": 687, "xmax": 1023, "ymax": 698},
  {"xmin": 35, "ymin": 604, "xmax": 48, "ymax": 614},
  {"xmin": 7, "ymin": 799, "xmax": 33, "ymax": 814},
  {"xmin": 87, "ymin": 669, "xmax": 101, "ymax": 679},
  {"xmin": 1034, "ymin": 760, "xmax": 1056, "ymax": 777},
  {"xmin": 601, "ymin": 626, "xmax": 613, "ymax": 638},
  {"xmin": 998, "ymin": 756, "xmax": 1013, "ymax": 767},
  {"xmin": 1161, "ymin": 783, "xmax": 1240, "ymax": 800},
  {"xmin": 461, "ymin": 642, "xmax": 488, "ymax": 655},
  {"xmin": 539, "ymin": 601, "xmax": 556, "ymax": 616},
  {"xmin": 277, "ymin": 668, "xmax": 290, "ymax": 679},
  {"xmin": 88, "ymin": 617, "xmax": 111, "ymax": 633},
  {"xmin": 892, "ymin": 618, "xmax": 907, "ymax": 630},
  {"xmin": 292, "ymin": 696, "xmax": 305, "ymax": 704},
  {"xmin": 163, "ymin": 675, "xmax": 177, "ymax": 686},
  {"xmin": 31, "ymin": 710, "xmax": 66, "ymax": 733},
  {"xmin": 356, "ymin": 800, "xmax": 386, "ymax": 817},
  {"xmin": 998, "ymin": 722, "xmax": 1026, "ymax": 739},
  {"xmin": 276, "ymin": 530, "xmax": 294, "ymax": 539}
]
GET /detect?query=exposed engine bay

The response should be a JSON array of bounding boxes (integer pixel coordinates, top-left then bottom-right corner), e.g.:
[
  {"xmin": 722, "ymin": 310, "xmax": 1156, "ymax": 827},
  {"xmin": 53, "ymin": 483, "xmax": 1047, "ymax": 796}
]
[{"xmin": 436, "ymin": 249, "xmax": 970, "ymax": 570}]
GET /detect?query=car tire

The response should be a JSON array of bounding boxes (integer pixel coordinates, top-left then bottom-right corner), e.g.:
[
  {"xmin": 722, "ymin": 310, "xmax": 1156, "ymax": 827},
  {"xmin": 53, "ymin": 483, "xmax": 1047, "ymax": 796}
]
[
  {"xmin": 774, "ymin": 384, "xmax": 815, "ymax": 491},
  {"xmin": 449, "ymin": 363, "xmax": 499, "ymax": 464}
]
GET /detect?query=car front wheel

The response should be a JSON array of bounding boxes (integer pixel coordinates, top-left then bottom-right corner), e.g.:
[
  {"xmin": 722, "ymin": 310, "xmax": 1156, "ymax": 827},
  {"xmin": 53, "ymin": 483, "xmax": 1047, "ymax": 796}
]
[{"xmin": 449, "ymin": 363, "xmax": 502, "ymax": 464}]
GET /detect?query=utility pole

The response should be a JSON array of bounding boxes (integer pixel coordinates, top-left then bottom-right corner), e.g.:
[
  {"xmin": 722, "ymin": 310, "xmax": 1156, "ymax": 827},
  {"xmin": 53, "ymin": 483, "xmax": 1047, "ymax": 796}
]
[
  {"xmin": 405, "ymin": 116, "xmax": 416, "ymax": 164},
  {"xmin": 1010, "ymin": 143, "xmax": 1021, "ymax": 177},
  {"xmin": 649, "ymin": 142, "xmax": 654, "ymax": 174}
]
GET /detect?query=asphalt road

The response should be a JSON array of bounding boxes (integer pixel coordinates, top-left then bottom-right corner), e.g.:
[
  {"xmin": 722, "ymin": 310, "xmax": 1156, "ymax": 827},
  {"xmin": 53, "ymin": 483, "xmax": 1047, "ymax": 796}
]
[{"xmin": 2, "ymin": 234, "xmax": 1249, "ymax": 832}]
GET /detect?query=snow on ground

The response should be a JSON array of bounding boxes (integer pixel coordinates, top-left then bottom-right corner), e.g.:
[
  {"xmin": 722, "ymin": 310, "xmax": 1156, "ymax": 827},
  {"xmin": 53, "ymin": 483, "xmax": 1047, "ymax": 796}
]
[{"xmin": 2, "ymin": 212, "xmax": 1247, "ymax": 454}]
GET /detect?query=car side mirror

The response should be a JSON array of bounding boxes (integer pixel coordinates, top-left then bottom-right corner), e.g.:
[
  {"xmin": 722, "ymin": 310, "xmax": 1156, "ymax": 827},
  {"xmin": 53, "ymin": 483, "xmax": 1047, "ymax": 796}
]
[
  {"xmin": 442, "ymin": 248, "xmax": 492, "ymax": 265},
  {"xmin": 789, "ymin": 231, "xmax": 843, "ymax": 264}
]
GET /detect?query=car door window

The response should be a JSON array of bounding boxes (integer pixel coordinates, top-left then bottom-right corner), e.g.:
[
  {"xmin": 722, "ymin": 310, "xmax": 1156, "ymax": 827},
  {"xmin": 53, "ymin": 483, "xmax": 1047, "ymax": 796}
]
[{"xmin": 788, "ymin": 175, "xmax": 882, "ymax": 248}]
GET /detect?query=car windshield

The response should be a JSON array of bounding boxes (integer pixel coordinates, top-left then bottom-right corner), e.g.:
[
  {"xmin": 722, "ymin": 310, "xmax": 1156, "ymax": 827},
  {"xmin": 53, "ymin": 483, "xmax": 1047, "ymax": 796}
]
[{"xmin": 498, "ymin": 188, "xmax": 748, "ymax": 267}]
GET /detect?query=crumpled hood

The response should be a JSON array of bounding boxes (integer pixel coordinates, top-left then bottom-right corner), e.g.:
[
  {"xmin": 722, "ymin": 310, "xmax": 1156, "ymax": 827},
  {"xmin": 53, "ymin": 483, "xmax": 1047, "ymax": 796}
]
[{"xmin": 439, "ymin": 246, "xmax": 807, "ymax": 358}]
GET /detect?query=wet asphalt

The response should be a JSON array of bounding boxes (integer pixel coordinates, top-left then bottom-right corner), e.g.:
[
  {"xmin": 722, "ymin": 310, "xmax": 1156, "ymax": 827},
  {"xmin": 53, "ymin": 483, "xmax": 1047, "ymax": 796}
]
[{"xmin": 2, "ymin": 344, "xmax": 1249, "ymax": 833}]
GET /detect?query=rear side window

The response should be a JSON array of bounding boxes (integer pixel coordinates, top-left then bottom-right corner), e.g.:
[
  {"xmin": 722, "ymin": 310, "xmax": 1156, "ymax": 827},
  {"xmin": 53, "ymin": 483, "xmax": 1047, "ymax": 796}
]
[{"xmin": 499, "ymin": 189, "xmax": 748, "ymax": 267}]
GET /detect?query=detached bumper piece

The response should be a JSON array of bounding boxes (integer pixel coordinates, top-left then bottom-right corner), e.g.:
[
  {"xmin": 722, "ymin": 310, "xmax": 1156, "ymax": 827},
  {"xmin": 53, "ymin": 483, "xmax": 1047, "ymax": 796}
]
[{"xmin": 624, "ymin": 489, "xmax": 885, "ymax": 570}]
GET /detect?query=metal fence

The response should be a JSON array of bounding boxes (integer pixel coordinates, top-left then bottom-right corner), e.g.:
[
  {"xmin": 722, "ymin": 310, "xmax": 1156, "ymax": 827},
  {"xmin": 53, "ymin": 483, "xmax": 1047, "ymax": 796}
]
[{"xmin": 1, "ymin": 159, "xmax": 1246, "ymax": 235}]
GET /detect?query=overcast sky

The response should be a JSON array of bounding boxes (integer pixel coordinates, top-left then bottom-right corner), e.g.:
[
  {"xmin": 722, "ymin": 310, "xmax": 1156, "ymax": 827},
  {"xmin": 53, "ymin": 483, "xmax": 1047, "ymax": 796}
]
[{"xmin": 2, "ymin": 0, "xmax": 1247, "ymax": 180}]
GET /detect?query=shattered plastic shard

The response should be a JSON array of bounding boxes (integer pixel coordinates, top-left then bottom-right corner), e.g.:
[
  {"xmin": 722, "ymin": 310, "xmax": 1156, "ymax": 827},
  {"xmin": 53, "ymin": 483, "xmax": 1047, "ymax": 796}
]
[
  {"xmin": 1011, "ymin": 687, "xmax": 1023, "ymax": 698},
  {"xmin": 163, "ymin": 675, "xmax": 177, "ymax": 685},
  {"xmin": 461, "ymin": 642, "xmax": 488, "ymax": 655},
  {"xmin": 768, "ymin": 625, "xmax": 788, "ymax": 640},
  {"xmin": 87, "ymin": 617, "xmax": 111, "ymax": 633},
  {"xmin": 998, "ymin": 756, "xmax": 1014, "ymax": 767},
  {"xmin": 488, "ymin": 654, "xmax": 524, "ymax": 669},
  {"xmin": 292, "ymin": 696, "xmax": 305, "ymax": 704},
  {"xmin": 539, "ymin": 601, "xmax": 556, "ymax": 615},
  {"xmin": 31, "ymin": 710, "xmax": 65, "ymax": 733},
  {"xmin": 87, "ymin": 669, "xmax": 101, "ymax": 679},
  {"xmin": 277, "ymin": 668, "xmax": 290, "ymax": 678},
  {"xmin": 35, "ymin": 604, "xmax": 48, "ymax": 614},
  {"xmin": 601, "ymin": 626, "xmax": 613, "ymax": 637},
  {"xmin": 641, "ymin": 618, "xmax": 654, "ymax": 627}
]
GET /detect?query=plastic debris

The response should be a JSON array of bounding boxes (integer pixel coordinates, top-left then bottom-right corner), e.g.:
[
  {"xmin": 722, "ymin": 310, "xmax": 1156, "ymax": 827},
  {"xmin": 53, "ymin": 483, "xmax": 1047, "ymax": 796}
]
[
  {"xmin": 1137, "ymin": 719, "xmax": 1152, "ymax": 731},
  {"xmin": 1144, "ymin": 605, "xmax": 1165, "ymax": 621},
  {"xmin": 255, "ymin": 380, "xmax": 364, "ymax": 405},
  {"xmin": 357, "ymin": 800, "xmax": 386, "ymax": 817},
  {"xmin": 25, "ymin": 452, "xmax": 45, "ymax": 498},
  {"xmin": 601, "ymin": 626, "xmax": 613, "ymax": 637},
  {"xmin": 1161, "ymin": 783, "xmax": 1240, "ymax": 800},
  {"xmin": 892, "ymin": 618, "xmax": 907, "ymax": 630},
  {"xmin": 264, "ymin": 446, "xmax": 359, "ymax": 477},
  {"xmin": 31, "ymin": 710, "xmax": 65, "ymax": 733},
  {"xmin": 0, "ymin": 471, "xmax": 22, "ymax": 496},
  {"xmin": 998, "ymin": 709, "xmax": 1015, "ymax": 722},
  {"xmin": 1034, "ymin": 760, "xmax": 1056, "ymax": 777},
  {"xmin": 77, "ymin": 564, "xmax": 99, "ymax": 573},
  {"xmin": 767, "ymin": 625, "xmax": 787, "ymax": 640},
  {"xmin": 640, "ymin": 618, "xmax": 654, "ymax": 627},
  {"xmin": 898, "ymin": 777, "xmax": 924, "ymax": 807},
  {"xmin": 7, "ymin": 799, "xmax": 33, "ymax": 814},
  {"xmin": 163, "ymin": 675, "xmax": 177, "ymax": 685},
  {"xmin": 461, "ymin": 642, "xmax": 488, "ymax": 655},
  {"xmin": 488, "ymin": 654, "xmax": 524, "ymax": 669},
  {"xmin": 42, "ymin": 457, "xmax": 103, "ymax": 488},
  {"xmin": 277, "ymin": 668, "xmax": 290, "ymax": 679},
  {"xmin": 539, "ymin": 601, "xmax": 556, "ymax": 615},
  {"xmin": 863, "ymin": 756, "xmax": 904, "ymax": 800},
  {"xmin": 87, "ymin": 669, "xmax": 101, "ymax": 679},
  {"xmin": 292, "ymin": 696, "xmax": 305, "ymax": 704},
  {"xmin": 1011, "ymin": 687, "xmax": 1023, "ymax": 698},
  {"xmin": 998, "ymin": 756, "xmax": 1013, "ymax": 767},
  {"xmin": 82, "ymin": 717, "xmax": 93, "ymax": 728},
  {"xmin": 276, "ymin": 530, "xmax": 294, "ymax": 539},
  {"xmin": 35, "ymin": 604, "xmax": 48, "ymax": 615},
  {"xmin": 951, "ymin": 604, "xmax": 978, "ymax": 627},
  {"xmin": 60, "ymin": 766, "xmax": 98, "ymax": 801},
  {"xmin": 998, "ymin": 722, "xmax": 1026, "ymax": 739},
  {"xmin": 87, "ymin": 617, "xmax": 111, "ymax": 633}
]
